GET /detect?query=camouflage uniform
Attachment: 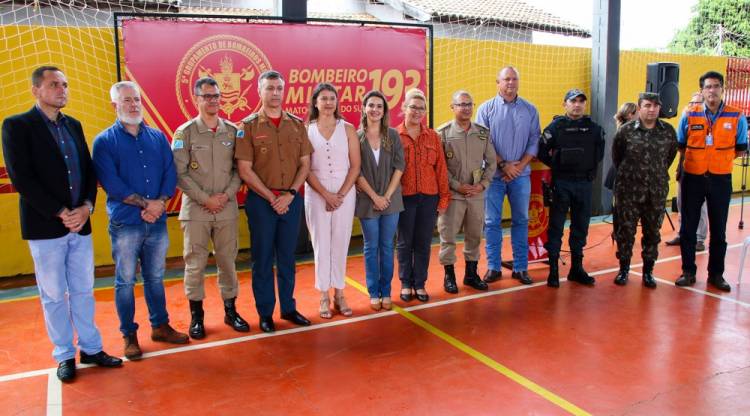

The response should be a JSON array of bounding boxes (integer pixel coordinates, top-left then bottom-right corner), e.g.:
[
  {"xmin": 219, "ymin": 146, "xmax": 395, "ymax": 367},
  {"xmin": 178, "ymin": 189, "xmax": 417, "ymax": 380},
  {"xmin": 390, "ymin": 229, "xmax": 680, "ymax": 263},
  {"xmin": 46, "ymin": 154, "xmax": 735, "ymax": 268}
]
[{"xmin": 612, "ymin": 118, "xmax": 678, "ymax": 270}]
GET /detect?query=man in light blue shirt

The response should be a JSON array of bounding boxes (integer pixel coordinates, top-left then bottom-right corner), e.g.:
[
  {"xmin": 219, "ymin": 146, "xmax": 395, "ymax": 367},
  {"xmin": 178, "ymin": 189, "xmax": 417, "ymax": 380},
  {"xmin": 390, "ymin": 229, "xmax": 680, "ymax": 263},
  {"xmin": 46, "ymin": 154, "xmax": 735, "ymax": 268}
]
[{"xmin": 476, "ymin": 66, "xmax": 540, "ymax": 285}]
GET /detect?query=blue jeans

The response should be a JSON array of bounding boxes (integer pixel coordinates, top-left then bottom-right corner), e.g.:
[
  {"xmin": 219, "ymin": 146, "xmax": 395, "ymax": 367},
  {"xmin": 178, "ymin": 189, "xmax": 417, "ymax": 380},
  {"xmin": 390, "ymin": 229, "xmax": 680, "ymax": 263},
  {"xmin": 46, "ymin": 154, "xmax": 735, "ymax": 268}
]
[
  {"xmin": 360, "ymin": 213, "xmax": 399, "ymax": 299},
  {"xmin": 485, "ymin": 176, "xmax": 531, "ymax": 271},
  {"xmin": 109, "ymin": 221, "xmax": 170, "ymax": 336},
  {"xmin": 28, "ymin": 233, "xmax": 103, "ymax": 362},
  {"xmin": 246, "ymin": 191, "xmax": 302, "ymax": 317}
]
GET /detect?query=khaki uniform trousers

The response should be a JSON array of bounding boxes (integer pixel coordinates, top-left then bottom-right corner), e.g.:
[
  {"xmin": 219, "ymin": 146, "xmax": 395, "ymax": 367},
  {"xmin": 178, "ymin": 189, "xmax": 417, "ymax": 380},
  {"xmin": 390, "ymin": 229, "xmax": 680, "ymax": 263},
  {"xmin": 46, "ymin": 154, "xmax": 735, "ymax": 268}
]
[
  {"xmin": 182, "ymin": 219, "xmax": 239, "ymax": 301},
  {"xmin": 437, "ymin": 197, "xmax": 484, "ymax": 265}
]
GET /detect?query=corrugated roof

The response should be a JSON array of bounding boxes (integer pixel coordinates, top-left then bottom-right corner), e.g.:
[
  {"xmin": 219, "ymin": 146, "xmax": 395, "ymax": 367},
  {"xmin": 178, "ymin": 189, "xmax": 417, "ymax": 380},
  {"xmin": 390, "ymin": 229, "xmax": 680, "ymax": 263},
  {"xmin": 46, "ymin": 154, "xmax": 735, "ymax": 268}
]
[
  {"xmin": 396, "ymin": 0, "xmax": 590, "ymax": 37},
  {"xmin": 179, "ymin": 7, "xmax": 378, "ymax": 22}
]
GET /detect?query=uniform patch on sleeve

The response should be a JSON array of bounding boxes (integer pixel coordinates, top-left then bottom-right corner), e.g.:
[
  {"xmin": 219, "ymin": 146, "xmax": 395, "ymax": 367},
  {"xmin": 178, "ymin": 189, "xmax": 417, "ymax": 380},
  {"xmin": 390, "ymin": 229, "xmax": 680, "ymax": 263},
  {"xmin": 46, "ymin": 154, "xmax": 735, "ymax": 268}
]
[
  {"xmin": 236, "ymin": 129, "xmax": 244, "ymax": 138},
  {"xmin": 172, "ymin": 139, "xmax": 184, "ymax": 150}
]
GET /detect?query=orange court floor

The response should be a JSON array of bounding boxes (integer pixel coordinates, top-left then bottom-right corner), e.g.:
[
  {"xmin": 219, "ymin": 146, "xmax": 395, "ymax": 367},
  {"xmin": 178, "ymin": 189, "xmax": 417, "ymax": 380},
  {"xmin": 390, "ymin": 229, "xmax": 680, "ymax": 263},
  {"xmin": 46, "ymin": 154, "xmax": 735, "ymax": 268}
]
[{"xmin": 1, "ymin": 202, "xmax": 750, "ymax": 415}]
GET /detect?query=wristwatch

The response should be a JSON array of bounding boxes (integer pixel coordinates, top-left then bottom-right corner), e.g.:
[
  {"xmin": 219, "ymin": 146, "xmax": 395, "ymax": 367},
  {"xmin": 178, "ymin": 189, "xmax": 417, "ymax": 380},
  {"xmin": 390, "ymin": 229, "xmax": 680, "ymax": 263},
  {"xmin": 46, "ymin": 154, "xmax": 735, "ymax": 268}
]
[
  {"xmin": 497, "ymin": 160, "xmax": 507, "ymax": 169},
  {"xmin": 287, "ymin": 189, "xmax": 297, "ymax": 196}
]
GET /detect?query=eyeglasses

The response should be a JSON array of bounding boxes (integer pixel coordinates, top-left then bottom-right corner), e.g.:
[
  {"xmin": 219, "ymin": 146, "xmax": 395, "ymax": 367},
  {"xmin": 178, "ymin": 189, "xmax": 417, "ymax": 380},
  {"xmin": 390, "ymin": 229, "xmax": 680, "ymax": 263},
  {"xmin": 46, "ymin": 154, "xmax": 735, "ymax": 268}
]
[
  {"xmin": 452, "ymin": 103, "xmax": 474, "ymax": 108},
  {"xmin": 407, "ymin": 105, "xmax": 426, "ymax": 112},
  {"xmin": 198, "ymin": 94, "xmax": 221, "ymax": 101},
  {"xmin": 702, "ymin": 84, "xmax": 722, "ymax": 91}
]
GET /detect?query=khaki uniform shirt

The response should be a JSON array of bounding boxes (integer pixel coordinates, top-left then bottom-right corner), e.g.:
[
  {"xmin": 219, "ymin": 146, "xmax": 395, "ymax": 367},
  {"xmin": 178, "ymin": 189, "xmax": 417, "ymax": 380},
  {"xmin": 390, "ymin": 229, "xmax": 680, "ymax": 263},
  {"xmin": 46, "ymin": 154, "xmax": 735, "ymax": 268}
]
[
  {"xmin": 172, "ymin": 117, "xmax": 241, "ymax": 221},
  {"xmin": 234, "ymin": 111, "xmax": 313, "ymax": 190},
  {"xmin": 437, "ymin": 121, "xmax": 496, "ymax": 200}
]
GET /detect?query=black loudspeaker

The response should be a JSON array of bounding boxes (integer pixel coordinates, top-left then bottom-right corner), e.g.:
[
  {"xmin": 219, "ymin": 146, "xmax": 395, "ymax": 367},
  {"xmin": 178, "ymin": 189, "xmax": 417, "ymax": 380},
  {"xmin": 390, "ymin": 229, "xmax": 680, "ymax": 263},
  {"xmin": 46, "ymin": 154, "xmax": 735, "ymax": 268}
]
[{"xmin": 646, "ymin": 62, "xmax": 680, "ymax": 118}]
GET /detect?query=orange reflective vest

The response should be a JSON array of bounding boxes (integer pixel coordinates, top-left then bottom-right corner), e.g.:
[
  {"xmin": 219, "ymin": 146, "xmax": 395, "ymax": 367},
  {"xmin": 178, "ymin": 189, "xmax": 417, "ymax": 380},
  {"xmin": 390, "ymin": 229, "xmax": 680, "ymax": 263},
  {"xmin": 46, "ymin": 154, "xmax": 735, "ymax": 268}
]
[{"xmin": 683, "ymin": 103, "xmax": 741, "ymax": 175}]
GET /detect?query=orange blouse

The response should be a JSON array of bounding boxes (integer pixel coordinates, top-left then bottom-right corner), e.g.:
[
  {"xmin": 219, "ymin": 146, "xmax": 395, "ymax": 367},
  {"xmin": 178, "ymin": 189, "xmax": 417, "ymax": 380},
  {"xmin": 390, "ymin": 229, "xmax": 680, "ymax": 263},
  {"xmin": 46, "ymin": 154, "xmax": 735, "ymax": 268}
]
[{"xmin": 397, "ymin": 121, "xmax": 451, "ymax": 210}]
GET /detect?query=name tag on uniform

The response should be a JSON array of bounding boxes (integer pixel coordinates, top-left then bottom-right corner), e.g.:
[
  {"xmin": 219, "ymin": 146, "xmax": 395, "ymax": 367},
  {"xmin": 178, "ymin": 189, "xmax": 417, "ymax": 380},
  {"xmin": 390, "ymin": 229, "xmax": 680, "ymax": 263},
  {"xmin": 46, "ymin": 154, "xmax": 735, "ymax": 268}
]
[
  {"xmin": 191, "ymin": 144, "xmax": 209, "ymax": 150},
  {"xmin": 254, "ymin": 135, "xmax": 268, "ymax": 140},
  {"xmin": 690, "ymin": 124, "xmax": 704, "ymax": 130}
]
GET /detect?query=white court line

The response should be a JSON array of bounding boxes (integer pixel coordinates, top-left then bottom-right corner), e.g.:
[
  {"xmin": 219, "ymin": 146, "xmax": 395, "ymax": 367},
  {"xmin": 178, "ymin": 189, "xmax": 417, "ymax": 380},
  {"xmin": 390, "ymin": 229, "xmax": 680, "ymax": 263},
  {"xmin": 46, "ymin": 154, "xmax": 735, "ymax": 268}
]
[
  {"xmin": 627, "ymin": 270, "xmax": 750, "ymax": 308},
  {"xmin": 46, "ymin": 370, "xmax": 61, "ymax": 416},
  {"xmin": 0, "ymin": 281, "xmax": 551, "ymax": 383}
]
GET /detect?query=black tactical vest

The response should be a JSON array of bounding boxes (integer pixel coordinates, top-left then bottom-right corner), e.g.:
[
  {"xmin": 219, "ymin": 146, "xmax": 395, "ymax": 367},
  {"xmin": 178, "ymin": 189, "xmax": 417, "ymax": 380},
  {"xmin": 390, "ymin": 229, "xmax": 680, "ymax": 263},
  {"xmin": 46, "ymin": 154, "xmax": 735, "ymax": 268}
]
[{"xmin": 553, "ymin": 117, "xmax": 599, "ymax": 180}]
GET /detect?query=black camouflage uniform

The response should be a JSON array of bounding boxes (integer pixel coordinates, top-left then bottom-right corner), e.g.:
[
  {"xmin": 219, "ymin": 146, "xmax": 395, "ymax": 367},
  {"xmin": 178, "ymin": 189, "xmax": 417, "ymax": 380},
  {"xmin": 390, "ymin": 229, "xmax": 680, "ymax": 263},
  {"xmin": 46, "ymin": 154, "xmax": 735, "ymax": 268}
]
[{"xmin": 612, "ymin": 111, "xmax": 677, "ymax": 288}]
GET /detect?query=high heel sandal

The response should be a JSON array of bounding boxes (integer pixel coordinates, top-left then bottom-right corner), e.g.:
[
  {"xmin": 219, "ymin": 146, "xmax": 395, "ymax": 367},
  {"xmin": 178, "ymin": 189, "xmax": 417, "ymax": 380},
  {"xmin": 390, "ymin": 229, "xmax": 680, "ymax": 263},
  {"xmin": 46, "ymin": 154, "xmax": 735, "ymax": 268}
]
[
  {"xmin": 399, "ymin": 288, "xmax": 413, "ymax": 302},
  {"xmin": 319, "ymin": 297, "xmax": 332, "ymax": 319},
  {"xmin": 334, "ymin": 294, "xmax": 353, "ymax": 317},
  {"xmin": 370, "ymin": 298, "xmax": 382, "ymax": 311}
]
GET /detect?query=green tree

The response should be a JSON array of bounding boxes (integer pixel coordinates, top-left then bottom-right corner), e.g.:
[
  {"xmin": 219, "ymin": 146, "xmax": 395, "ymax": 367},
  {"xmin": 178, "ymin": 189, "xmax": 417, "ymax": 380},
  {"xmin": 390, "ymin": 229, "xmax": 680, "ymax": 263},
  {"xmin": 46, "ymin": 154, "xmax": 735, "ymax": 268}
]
[{"xmin": 669, "ymin": 0, "xmax": 750, "ymax": 56}]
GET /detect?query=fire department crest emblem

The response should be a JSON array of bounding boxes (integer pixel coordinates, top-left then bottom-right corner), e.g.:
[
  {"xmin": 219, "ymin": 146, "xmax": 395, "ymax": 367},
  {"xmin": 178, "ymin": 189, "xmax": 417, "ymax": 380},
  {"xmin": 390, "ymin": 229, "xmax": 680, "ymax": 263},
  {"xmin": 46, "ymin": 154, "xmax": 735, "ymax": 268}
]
[{"xmin": 176, "ymin": 35, "xmax": 272, "ymax": 120}]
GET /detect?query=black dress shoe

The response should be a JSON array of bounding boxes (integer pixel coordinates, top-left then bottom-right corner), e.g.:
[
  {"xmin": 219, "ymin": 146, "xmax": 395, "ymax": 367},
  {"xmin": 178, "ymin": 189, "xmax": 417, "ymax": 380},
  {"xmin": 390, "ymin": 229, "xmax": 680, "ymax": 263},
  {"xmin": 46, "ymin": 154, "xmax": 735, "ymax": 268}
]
[
  {"xmin": 415, "ymin": 289, "xmax": 429, "ymax": 302},
  {"xmin": 399, "ymin": 289, "xmax": 413, "ymax": 302},
  {"xmin": 57, "ymin": 359, "xmax": 76, "ymax": 382},
  {"xmin": 642, "ymin": 273, "xmax": 657, "ymax": 289},
  {"xmin": 483, "ymin": 269, "xmax": 502, "ymax": 283},
  {"xmin": 80, "ymin": 351, "xmax": 123, "ymax": 368},
  {"xmin": 259, "ymin": 316, "xmax": 276, "ymax": 333},
  {"xmin": 463, "ymin": 276, "xmax": 489, "ymax": 291},
  {"xmin": 708, "ymin": 274, "xmax": 731, "ymax": 292},
  {"xmin": 665, "ymin": 236, "xmax": 680, "ymax": 246},
  {"xmin": 614, "ymin": 270, "xmax": 629, "ymax": 286},
  {"xmin": 511, "ymin": 271, "xmax": 533, "ymax": 285},
  {"xmin": 675, "ymin": 272, "xmax": 696, "ymax": 287},
  {"xmin": 281, "ymin": 310, "xmax": 311, "ymax": 326}
]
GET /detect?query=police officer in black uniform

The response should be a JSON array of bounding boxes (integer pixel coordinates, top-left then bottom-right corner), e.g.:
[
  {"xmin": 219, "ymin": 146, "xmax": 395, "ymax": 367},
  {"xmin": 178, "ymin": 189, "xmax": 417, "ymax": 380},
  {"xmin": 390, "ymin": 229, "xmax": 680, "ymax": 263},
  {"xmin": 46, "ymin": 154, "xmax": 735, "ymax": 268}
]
[{"xmin": 538, "ymin": 89, "xmax": 605, "ymax": 288}]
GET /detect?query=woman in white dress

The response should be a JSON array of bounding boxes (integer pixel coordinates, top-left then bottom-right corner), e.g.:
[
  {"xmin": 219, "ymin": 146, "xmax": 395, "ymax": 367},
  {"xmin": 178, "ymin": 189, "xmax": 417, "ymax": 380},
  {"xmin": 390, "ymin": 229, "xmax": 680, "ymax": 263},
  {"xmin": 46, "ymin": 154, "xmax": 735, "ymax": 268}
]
[{"xmin": 305, "ymin": 83, "xmax": 361, "ymax": 319}]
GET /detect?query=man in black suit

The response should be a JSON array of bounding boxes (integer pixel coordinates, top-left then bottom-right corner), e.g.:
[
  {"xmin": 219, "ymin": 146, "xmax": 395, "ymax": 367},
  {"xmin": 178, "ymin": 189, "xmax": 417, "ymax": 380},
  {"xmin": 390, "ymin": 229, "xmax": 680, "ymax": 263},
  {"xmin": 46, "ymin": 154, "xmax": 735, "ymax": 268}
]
[{"xmin": 1, "ymin": 66, "xmax": 121, "ymax": 382}]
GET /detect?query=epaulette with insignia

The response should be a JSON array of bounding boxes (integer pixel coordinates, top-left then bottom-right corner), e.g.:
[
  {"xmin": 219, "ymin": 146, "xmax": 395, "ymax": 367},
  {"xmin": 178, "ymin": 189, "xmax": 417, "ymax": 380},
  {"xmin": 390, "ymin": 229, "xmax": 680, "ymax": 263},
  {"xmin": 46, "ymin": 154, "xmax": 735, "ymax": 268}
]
[
  {"xmin": 286, "ymin": 112, "xmax": 304, "ymax": 123},
  {"xmin": 436, "ymin": 121, "xmax": 452, "ymax": 132},
  {"xmin": 474, "ymin": 122, "xmax": 489, "ymax": 131},
  {"xmin": 242, "ymin": 113, "xmax": 259, "ymax": 124}
]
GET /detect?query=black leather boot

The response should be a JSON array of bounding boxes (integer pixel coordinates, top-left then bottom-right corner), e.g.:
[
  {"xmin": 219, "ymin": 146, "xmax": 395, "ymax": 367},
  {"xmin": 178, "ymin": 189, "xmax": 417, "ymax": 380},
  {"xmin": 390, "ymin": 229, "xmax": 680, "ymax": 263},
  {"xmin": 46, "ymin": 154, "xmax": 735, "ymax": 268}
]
[
  {"xmin": 675, "ymin": 271, "xmax": 696, "ymax": 287},
  {"xmin": 189, "ymin": 300, "xmax": 205, "ymax": 340},
  {"xmin": 443, "ymin": 265, "xmax": 458, "ymax": 294},
  {"xmin": 614, "ymin": 260, "xmax": 630, "ymax": 286},
  {"xmin": 568, "ymin": 255, "xmax": 595, "ymax": 285},
  {"xmin": 224, "ymin": 297, "xmax": 250, "ymax": 332},
  {"xmin": 547, "ymin": 256, "xmax": 559, "ymax": 288},
  {"xmin": 708, "ymin": 273, "xmax": 731, "ymax": 292},
  {"xmin": 463, "ymin": 261, "xmax": 488, "ymax": 291},
  {"xmin": 642, "ymin": 261, "xmax": 657, "ymax": 289}
]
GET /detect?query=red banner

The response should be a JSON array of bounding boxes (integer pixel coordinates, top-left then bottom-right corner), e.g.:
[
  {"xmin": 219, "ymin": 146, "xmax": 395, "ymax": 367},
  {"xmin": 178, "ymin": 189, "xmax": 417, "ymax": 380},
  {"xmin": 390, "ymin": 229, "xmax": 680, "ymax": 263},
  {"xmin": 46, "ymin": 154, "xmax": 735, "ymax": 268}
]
[
  {"xmin": 123, "ymin": 20, "xmax": 426, "ymax": 210},
  {"xmin": 123, "ymin": 20, "xmax": 426, "ymax": 134}
]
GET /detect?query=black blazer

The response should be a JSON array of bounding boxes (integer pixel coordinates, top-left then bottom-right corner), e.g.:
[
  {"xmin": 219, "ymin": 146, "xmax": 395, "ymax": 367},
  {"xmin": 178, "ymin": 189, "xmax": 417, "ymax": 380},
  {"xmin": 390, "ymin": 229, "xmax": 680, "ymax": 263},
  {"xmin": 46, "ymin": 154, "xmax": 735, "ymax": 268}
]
[{"xmin": 2, "ymin": 107, "xmax": 97, "ymax": 240}]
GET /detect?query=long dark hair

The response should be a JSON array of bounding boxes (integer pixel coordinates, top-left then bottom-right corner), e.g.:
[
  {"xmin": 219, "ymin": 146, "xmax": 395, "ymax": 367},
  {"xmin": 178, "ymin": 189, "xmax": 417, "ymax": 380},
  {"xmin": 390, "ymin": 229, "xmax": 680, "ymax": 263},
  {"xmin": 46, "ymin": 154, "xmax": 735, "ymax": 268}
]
[
  {"xmin": 307, "ymin": 83, "xmax": 342, "ymax": 122},
  {"xmin": 359, "ymin": 90, "xmax": 392, "ymax": 151}
]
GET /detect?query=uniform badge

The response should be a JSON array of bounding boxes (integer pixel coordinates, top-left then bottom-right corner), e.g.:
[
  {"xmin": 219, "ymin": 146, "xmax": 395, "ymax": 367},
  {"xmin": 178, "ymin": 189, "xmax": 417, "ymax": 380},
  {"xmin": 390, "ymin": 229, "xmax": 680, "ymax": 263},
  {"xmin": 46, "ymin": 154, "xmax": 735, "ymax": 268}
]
[
  {"xmin": 543, "ymin": 131, "xmax": 553, "ymax": 139},
  {"xmin": 724, "ymin": 122, "xmax": 733, "ymax": 130},
  {"xmin": 260, "ymin": 147, "xmax": 268, "ymax": 154},
  {"xmin": 173, "ymin": 130, "xmax": 184, "ymax": 140},
  {"xmin": 190, "ymin": 161, "xmax": 199, "ymax": 170},
  {"xmin": 236, "ymin": 129, "xmax": 244, "ymax": 138},
  {"xmin": 222, "ymin": 141, "xmax": 233, "ymax": 147},
  {"xmin": 446, "ymin": 150, "xmax": 454, "ymax": 159},
  {"xmin": 478, "ymin": 133, "xmax": 487, "ymax": 141},
  {"xmin": 172, "ymin": 139, "xmax": 184, "ymax": 150}
]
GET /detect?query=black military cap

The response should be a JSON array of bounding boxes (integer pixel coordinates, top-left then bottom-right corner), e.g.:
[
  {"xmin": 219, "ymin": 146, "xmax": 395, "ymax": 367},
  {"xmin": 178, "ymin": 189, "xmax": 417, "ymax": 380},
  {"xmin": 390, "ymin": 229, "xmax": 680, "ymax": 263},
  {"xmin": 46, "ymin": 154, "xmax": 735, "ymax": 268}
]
[
  {"xmin": 564, "ymin": 89, "xmax": 587, "ymax": 101},
  {"xmin": 638, "ymin": 92, "xmax": 662, "ymax": 105}
]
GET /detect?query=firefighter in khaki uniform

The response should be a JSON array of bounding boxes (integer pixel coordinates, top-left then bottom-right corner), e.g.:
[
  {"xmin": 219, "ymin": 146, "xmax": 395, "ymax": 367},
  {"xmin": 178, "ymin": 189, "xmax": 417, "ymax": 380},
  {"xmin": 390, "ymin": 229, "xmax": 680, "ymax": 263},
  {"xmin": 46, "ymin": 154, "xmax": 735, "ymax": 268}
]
[
  {"xmin": 437, "ymin": 91, "xmax": 496, "ymax": 294},
  {"xmin": 172, "ymin": 77, "xmax": 249, "ymax": 339},
  {"xmin": 235, "ymin": 70, "xmax": 312, "ymax": 334}
]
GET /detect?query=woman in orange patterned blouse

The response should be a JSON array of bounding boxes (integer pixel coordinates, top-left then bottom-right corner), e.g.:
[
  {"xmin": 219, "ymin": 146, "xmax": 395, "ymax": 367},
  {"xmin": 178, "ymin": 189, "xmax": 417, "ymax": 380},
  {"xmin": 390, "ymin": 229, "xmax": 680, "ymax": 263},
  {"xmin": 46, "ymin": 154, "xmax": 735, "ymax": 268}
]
[{"xmin": 396, "ymin": 89, "xmax": 451, "ymax": 303}]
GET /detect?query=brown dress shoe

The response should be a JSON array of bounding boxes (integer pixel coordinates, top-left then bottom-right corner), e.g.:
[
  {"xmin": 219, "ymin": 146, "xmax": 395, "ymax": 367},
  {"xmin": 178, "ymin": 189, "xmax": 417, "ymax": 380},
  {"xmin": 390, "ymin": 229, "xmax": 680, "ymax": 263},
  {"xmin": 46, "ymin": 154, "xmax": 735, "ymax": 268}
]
[
  {"xmin": 123, "ymin": 332, "xmax": 142, "ymax": 360},
  {"xmin": 151, "ymin": 323, "xmax": 189, "ymax": 344}
]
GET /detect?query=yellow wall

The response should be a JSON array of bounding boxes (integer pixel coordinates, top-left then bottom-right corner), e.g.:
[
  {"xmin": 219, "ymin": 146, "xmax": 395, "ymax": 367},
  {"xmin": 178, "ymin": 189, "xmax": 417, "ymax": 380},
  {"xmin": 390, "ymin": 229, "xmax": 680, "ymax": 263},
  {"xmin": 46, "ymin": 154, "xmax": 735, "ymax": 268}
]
[{"xmin": 0, "ymin": 26, "xmax": 743, "ymax": 277}]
